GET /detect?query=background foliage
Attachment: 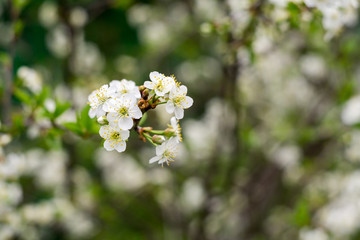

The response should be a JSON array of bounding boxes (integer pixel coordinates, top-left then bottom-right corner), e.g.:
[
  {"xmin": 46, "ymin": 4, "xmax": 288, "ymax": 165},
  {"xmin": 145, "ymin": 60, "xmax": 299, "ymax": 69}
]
[{"xmin": 1, "ymin": 0, "xmax": 360, "ymax": 240}]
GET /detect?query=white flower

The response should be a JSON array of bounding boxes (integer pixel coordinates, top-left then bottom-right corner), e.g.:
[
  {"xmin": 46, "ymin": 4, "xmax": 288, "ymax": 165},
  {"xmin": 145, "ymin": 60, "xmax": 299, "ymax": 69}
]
[
  {"xmin": 88, "ymin": 84, "xmax": 112, "ymax": 118},
  {"xmin": 166, "ymin": 85, "xmax": 193, "ymax": 119},
  {"xmin": 170, "ymin": 117, "xmax": 182, "ymax": 142},
  {"xmin": 103, "ymin": 94, "xmax": 142, "ymax": 130},
  {"xmin": 149, "ymin": 137, "xmax": 179, "ymax": 166},
  {"xmin": 99, "ymin": 125, "xmax": 130, "ymax": 152},
  {"xmin": 109, "ymin": 79, "xmax": 141, "ymax": 98},
  {"xmin": 144, "ymin": 71, "xmax": 175, "ymax": 96}
]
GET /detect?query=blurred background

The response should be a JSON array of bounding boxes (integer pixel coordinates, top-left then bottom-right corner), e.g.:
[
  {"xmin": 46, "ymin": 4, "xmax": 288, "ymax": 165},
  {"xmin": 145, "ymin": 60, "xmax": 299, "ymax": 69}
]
[{"xmin": 1, "ymin": 0, "xmax": 360, "ymax": 239}]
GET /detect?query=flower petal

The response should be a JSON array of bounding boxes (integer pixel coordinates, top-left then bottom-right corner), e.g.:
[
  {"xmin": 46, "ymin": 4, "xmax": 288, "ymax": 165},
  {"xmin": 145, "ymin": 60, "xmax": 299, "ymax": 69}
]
[
  {"xmin": 181, "ymin": 96, "xmax": 193, "ymax": 109},
  {"xmin": 170, "ymin": 117, "xmax": 177, "ymax": 128},
  {"xmin": 149, "ymin": 71, "xmax": 162, "ymax": 82},
  {"xmin": 119, "ymin": 130, "xmax": 130, "ymax": 140},
  {"xmin": 99, "ymin": 125, "xmax": 111, "ymax": 139},
  {"xmin": 154, "ymin": 88, "xmax": 165, "ymax": 97},
  {"xmin": 109, "ymin": 80, "xmax": 121, "ymax": 88},
  {"xmin": 88, "ymin": 108, "xmax": 96, "ymax": 118},
  {"xmin": 156, "ymin": 143, "xmax": 166, "ymax": 156},
  {"xmin": 166, "ymin": 101, "xmax": 175, "ymax": 114},
  {"xmin": 103, "ymin": 99, "xmax": 117, "ymax": 112},
  {"xmin": 115, "ymin": 141, "xmax": 126, "ymax": 152},
  {"xmin": 104, "ymin": 139, "xmax": 115, "ymax": 151},
  {"xmin": 96, "ymin": 107, "xmax": 106, "ymax": 118},
  {"xmin": 107, "ymin": 113, "xmax": 119, "ymax": 127},
  {"xmin": 163, "ymin": 77, "xmax": 175, "ymax": 93},
  {"xmin": 179, "ymin": 85, "xmax": 187, "ymax": 94},
  {"xmin": 130, "ymin": 89, "xmax": 141, "ymax": 98},
  {"xmin": 174, "ymin": 107, "xmax": 184, "ymax": 119},
  {"xmin": 118, "ymin": 117, "xmax": 133, "ymax": 129},
  {"xmin": 130, "ymin": 107, "xmax": 142, "ymax": 119},
  {"xmin": 144, "ymin": 81, "xmax": 154, "ymax": 89},
  {"xmin": 149, "ymin": 156, "xmax": 161, "ymax": 164}
]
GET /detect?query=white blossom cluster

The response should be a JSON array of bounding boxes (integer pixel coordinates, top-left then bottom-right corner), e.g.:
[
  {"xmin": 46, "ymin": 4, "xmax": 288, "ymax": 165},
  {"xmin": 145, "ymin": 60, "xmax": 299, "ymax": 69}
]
[
  {"xmin": 0, "ymin": 148, "xmax": 95, "ymax": 239},
  {"xmin": 88, "ymin": 71, "xmax": 193, "ymax": 166},
  {"xmin": 303, "ymin": 0, "xmax": 359, "ymax": 39}
]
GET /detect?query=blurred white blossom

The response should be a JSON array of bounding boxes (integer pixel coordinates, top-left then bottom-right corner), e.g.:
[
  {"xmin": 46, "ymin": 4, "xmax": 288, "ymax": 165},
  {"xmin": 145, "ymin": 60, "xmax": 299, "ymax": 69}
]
[
  {"xmin": 341, "ymin": 95, "xmax": 360, "ymax": 125},
  {"xmin": 70, "ymin": 7, "xmax": 88, "ymax": 28},
  {"xmin": 17, "ymin": 66, "xmax": 43, "ymax": 94},
  {"xmin": 46, "ymin": 24, "xmax": 71, "ymax": 58},
  {"xmin": 299, "ymin": 228, "xmax": 328, "ymax": 240},
  {"xmin": 38, "ymin": 1, "xmax": 59, "ymax": 28}
]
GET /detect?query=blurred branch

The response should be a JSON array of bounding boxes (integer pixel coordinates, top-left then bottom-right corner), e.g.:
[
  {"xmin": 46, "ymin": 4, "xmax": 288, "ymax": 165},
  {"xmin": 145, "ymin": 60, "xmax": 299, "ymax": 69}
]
[
  {"xmin": 242, "ymin": 162, "xmax": 283, "ymax": 238},
  {"xmin": 222, "ymin": 0, "xmax": 267, "ymax": 205},
  {"xmin": 86, "ymin": 0, "xmax": 116, "ymax": 21},
  {"xmin": 1, "ymin": 0, "xmax": 19, "ymax": 126}
]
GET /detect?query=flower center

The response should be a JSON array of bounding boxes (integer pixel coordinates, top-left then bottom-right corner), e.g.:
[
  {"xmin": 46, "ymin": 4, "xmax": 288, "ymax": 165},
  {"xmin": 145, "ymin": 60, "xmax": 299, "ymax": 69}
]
[
  {"xmin": 118, "ymin": 107, "xmax": 129, "ymax": 118},
  {"xmin": 111, "ymin": 132, "xmax": 121, "ymax": 140},
  {"xmin": 93, "ymin": 92, "xmax": 108, "ymax": 107},
  {"xmin": 163, "ymin": 150, "xmax": 176, "ymax": 160},
  {"xmin": 156, "ymin": 82, "xmax": 164, "ymax": 91},
  {"xmin": 173, "ymin": 96, "xmax": 185, "ymax": 107}
]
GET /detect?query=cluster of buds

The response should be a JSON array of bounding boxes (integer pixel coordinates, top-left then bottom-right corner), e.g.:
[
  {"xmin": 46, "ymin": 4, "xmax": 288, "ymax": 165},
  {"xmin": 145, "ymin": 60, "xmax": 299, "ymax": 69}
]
[{"xmin": 88, "ymin": 71, "xmax": 193, "ymax": 166}]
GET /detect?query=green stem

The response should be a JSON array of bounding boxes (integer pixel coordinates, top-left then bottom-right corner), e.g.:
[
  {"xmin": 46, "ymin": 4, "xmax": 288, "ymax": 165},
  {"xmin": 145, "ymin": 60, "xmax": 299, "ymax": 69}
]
[
  {"xmin": 155, "ymin": 101, "xmax": 167, "ymax": 105},
  {"xmin": 143, "ymin": 133, "xmax": 157, "ymax": 147},
  {"xmin": 149, "ymin": 130, "xmax": 165, "ymax": 135},
  {"xmin": 149, "ymin": 93, "xmax": 157, "ymax": 105},
  {"xmin": 138, "ymin": 112, "xmax": 147, "ymax": 126}
]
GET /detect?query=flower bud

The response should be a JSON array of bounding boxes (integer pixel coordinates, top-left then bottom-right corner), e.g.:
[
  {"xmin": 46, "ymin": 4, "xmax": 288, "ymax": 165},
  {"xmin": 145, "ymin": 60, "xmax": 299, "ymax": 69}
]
[
  {"xmin": 97, "ymin": 116, "xmax": 108, "ymax": 125},
  {"xmin": 164, "ymin": 128, "xmax": 176, "ymax": 138},
  {"xmin": 138, "ymin": 99, "xmax": 149, "ymax": 110},
  {"xmin": 142, "ymin": 88, "xmax": 149, "ymax": 98},
  {"xmin": 142, "ymin": 127, "xmax": 153, "ymax": 132},
  {"xmin": 152, "ymin": 135, "xmax": 165, "ymax": 144},
  {"xmin": 139, "ymin": 85, "xmax": 145, "ymax": 92}
]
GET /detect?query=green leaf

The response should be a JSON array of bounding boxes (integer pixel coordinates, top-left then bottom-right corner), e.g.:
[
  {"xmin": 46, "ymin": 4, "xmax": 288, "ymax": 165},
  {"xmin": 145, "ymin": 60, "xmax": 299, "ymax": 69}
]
[
  {"xmin": 13, "ymin": 88, "xmax": 33, "ymax": 105},
  {"xmin": 76, "ymin": 105, "xmax": 99, "ymax": 135},
  {"xmin": 53, "ymin": 102, "xmax": 71, "ymax": 119},
  {"xmin": 36, "ymin": 87, "xmax": 50, "ymax": 106},
  {"xmin": 63, "ymin": 122, "xmax": 82, "ymax": 135}
]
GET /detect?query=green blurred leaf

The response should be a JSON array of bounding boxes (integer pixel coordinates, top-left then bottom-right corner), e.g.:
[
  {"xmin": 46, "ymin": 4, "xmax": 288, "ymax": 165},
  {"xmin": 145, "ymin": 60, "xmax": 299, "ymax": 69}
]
[
  {"xmin": 13, "ymin": 88, "xmax": 33, "ymax": 105},
  {"xmin": 14, "ymin": 20, "xmax": 24, "ymax": 36},
  {"xmin": 112, "ymin": 0, "xmax": 133, "ymax": 9},
  {"xmin": 293, "ymin": 199, "xmax": 311, "ymax": 227},
  {"xmin": 287, "ymin": 2, "xmax": 301, "ymax": 29},
  {"xmin": 53, "ymin": 101, "xmax": 71, "ymax": 119},
  {"xmin": 0, "ymin": 52, "xmax": 10, "ymax": 66},
  {"xmin": 63, "ymin": 122, "xmax": 83, "ymax": 135},
  {"xmin": 13, "ymin": 0, "xmax": 29, "ymax": 11},
  {"xmin": 35, "ymin": 87, "xmax": 50, "ymax": 106},
  {"xmin": 78, "ymin": 105, "xmax": 99, "ymax": 134}
]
